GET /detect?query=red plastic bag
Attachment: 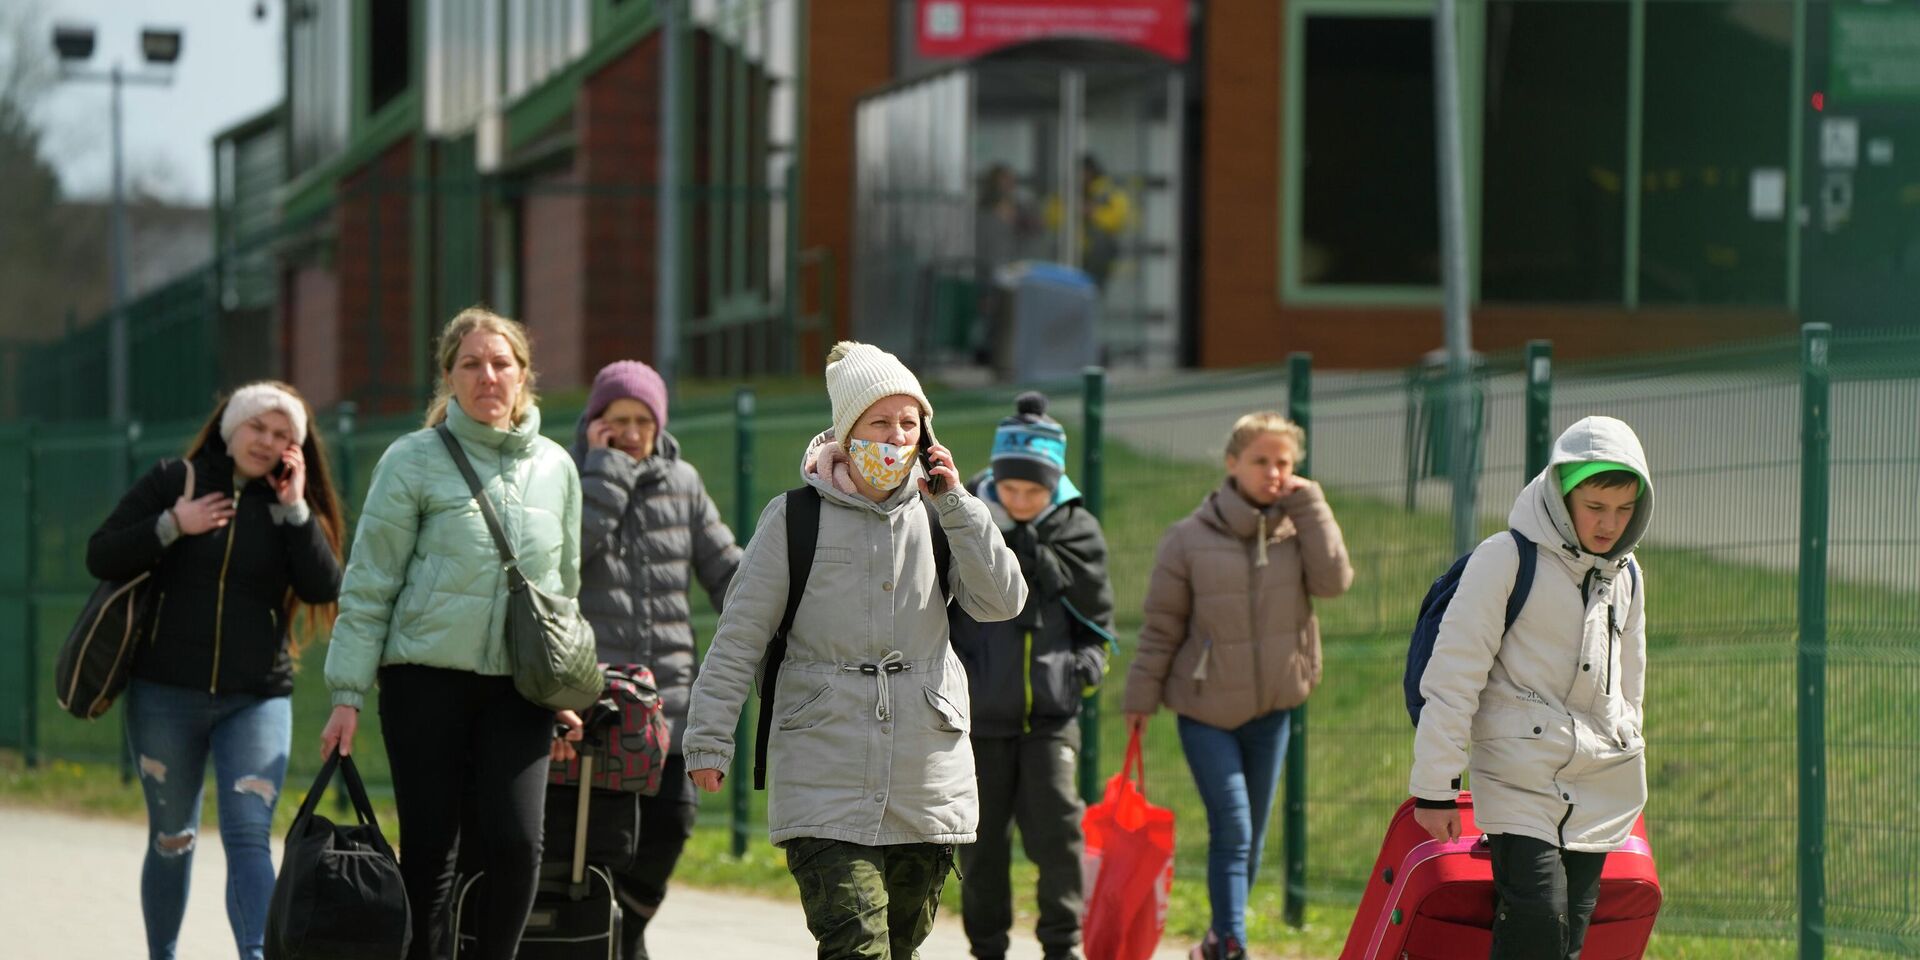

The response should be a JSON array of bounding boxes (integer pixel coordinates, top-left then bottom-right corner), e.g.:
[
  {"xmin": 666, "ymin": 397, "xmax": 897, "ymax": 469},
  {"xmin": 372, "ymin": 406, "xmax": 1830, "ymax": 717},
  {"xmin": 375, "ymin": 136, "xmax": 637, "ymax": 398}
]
[{"xmin": 1081, "ymin": 728, "xmax": 1176, "ymax": 960}]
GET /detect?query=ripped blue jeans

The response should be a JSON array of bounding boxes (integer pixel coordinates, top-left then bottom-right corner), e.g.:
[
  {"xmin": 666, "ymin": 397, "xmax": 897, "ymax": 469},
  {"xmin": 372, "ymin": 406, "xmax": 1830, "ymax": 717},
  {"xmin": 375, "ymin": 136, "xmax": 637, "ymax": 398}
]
[{"xmin": 125, "ymin": 678, "xmax": 292, "ymax": 960}]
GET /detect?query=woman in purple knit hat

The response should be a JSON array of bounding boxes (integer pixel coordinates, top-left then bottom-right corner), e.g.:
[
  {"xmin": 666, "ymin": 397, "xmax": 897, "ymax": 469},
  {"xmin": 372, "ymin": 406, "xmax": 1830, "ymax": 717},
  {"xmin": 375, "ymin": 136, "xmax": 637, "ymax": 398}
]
[{"xmin": 570, "ymin": 360, "xmax": 742, "ymax": 960}]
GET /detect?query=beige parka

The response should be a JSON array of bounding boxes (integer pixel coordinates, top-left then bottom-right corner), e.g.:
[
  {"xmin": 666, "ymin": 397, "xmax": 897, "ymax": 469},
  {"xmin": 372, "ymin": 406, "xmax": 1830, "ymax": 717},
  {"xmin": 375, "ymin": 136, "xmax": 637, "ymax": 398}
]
[{"xmin": 1410, "ymin": 416, "xmax": 1655, "ymax": 852}]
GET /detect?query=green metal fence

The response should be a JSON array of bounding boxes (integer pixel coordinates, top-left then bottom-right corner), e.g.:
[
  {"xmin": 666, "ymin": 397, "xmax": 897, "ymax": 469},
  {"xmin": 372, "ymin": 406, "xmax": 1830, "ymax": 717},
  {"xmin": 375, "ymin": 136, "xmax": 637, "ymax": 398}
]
[{"xmin": 1, "ymin": 327, "xmax": 1915, "ymax": 953}]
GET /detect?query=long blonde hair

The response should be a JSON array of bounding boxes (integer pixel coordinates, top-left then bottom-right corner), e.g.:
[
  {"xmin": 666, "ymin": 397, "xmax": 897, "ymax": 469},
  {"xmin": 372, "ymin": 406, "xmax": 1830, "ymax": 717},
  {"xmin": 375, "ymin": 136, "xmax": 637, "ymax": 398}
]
[{"xmin": 424, "ymin": 307, "xmax": 539, "ymax": 428}]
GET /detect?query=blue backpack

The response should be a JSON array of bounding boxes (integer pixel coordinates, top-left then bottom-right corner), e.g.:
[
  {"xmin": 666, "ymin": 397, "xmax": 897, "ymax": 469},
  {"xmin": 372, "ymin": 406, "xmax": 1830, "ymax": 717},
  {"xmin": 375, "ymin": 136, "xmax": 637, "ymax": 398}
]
[{"xmin": 1404, "ymin": 531, "xmax": 1537, "ymax": 727}]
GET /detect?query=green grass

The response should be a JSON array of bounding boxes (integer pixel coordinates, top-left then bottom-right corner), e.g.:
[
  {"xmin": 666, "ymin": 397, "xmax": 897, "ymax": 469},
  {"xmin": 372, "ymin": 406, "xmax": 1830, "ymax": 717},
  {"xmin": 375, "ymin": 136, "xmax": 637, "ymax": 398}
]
[{"xmin": 10, "ymin": 404, "xmax": 1916, "ymax": 957}]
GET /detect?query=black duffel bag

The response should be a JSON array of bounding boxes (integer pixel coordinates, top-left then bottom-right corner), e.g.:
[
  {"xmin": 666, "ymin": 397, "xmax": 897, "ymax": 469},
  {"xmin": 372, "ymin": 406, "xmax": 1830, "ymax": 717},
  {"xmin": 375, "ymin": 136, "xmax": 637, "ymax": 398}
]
[
  {"xmin": 266, "ymin": 753, "xmax": 411, "ymax": 960},
  {"xmin": 54, "ymin": 459, "xmax": 194, "ymax": 719}
]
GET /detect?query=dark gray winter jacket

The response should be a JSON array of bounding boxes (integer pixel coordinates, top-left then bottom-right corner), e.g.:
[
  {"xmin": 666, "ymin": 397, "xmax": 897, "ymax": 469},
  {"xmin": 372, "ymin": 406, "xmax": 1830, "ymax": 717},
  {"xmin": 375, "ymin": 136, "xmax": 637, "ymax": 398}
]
[
  {"xmin": 572, "ymin": 424, "xmax": 741, "ymax": 752},
  {"xmin": 949, "ymin": 472, "xmax": 1115, "ymax": 738}
]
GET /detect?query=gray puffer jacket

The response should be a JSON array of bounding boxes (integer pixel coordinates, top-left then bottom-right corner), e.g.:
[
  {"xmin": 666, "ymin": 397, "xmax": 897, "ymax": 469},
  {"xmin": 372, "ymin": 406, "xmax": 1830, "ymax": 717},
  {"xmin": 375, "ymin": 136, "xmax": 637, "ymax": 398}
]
[
  {"xmin": 571, "ymin": 424, "xmax": 741, "ymax": 752},
  {"xmin": 1411, "ymin": 416, "xmax": 1655, "ymax": 852},
  {"xmin": 683, "ymin": 430, "xmax": 1028, "ymax": 847}
]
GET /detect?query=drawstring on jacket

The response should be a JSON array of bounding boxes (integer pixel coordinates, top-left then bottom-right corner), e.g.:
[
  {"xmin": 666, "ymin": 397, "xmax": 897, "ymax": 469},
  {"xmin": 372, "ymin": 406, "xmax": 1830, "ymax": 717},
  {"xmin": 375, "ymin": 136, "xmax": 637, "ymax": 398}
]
[
  {"xmin": 1256, "ymin": 514, "xmax": 1271, "ymax": 567},
  {"xmin": 845, "ymin": 650, "xmax": 909, "ymax": 720}
]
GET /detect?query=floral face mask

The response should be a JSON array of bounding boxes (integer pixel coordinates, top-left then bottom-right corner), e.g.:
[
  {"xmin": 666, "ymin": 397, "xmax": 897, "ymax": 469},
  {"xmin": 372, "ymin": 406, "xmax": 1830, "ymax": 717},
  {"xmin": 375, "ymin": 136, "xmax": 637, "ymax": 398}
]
[{"xmin": 847, "ymin": 438, "xmax": 916, "ymax": 491}]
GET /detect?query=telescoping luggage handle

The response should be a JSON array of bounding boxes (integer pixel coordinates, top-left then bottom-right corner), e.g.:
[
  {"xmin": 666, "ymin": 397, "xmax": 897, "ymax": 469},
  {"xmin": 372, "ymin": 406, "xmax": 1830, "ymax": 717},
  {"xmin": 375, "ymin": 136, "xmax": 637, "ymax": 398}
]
[
  {"xmin": 570, "ymin": 754, "xmax": 593, "ymax": 891},
  {"xmin": 297, "ymin": 752, "xmax": 390, "ymax": 848}
]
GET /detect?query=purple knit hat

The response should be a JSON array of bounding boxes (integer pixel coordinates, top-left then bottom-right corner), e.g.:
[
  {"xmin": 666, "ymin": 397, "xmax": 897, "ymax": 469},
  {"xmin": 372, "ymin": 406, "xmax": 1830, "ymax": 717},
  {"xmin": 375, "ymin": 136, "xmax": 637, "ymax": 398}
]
[{"xmin": 585, "ymin": 360, "xmax": 668, "ymax": 432}]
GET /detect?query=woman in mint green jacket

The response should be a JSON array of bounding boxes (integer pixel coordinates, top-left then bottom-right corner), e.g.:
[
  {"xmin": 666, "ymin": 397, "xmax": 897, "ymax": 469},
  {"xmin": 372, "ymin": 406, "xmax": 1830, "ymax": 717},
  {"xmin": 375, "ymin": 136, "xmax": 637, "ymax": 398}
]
[{"xmin": 319, "ymin": 308, "xmax": 583, "ymax": 960}]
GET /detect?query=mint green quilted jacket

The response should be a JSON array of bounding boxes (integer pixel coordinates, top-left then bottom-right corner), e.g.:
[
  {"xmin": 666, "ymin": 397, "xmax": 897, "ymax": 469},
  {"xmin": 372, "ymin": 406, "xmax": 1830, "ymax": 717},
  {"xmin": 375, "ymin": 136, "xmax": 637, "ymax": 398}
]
[{"xmin": 325, "ymin": 400, "xmax": 581, "ymax": 709}]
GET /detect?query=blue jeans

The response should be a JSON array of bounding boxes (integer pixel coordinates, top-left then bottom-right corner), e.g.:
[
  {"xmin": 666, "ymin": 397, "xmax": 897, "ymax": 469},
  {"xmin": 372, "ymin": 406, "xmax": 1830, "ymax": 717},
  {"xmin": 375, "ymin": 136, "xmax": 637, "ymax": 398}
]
[
  {"xmin": 1177, "ymin": 708, "xmax": 1292, "ymax": 948},
  {"xmin": 126, "ymin": 678, "xmax": 292, "ymax": 960}
]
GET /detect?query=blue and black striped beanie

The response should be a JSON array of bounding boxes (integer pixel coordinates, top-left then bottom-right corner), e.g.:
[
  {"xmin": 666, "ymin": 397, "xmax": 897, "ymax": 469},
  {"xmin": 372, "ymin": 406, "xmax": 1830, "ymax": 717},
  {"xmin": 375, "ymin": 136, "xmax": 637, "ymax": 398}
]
[{"xmin": 991, "ymin": 392, "xmax": 1067, "ymax": 491}]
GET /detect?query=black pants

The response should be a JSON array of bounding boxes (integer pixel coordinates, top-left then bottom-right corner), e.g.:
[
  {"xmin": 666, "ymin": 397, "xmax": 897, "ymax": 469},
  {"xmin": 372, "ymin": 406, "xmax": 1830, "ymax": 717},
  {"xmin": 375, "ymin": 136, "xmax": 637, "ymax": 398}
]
[
  {"xmin": 380, "ymin": 665, "xmax": 553, "ymax": 960},
  {"xmin": 959, "ymin": 721, "xmax": 1085, "ymax": 959},
  {"xmin": 1487, "ymin": 833, "xmax": 1607, "ymax": 960},
  {"xmin": 613, "ymin": 753, "xmax": 699, "ymax": 959}
]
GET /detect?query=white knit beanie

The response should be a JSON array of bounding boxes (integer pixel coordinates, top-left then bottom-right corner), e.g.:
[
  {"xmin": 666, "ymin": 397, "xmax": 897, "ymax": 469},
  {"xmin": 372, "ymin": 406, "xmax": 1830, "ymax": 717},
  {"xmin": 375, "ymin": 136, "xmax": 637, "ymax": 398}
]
[
  {"xmin": 826, "ymin": 341, "xmax": 932, "ymax": 444},
  {"xmin": 219, "ymin": 383, "xmax": 309, "ymax": 447}
]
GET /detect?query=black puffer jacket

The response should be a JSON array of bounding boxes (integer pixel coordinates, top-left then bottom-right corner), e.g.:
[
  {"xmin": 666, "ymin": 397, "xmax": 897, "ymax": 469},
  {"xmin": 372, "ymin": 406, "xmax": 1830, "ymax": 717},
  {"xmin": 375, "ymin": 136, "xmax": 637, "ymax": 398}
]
[
  {"xmin": 86, "ymin": 445, "xmax": 342, "ymax": 698},
  {"xmin": 571, "ymin": 426, "xmax": 741, "ymax": 752},
  {"xmin": 949, "ymin": 473, "xmax": 1115, "ymax": 737}
]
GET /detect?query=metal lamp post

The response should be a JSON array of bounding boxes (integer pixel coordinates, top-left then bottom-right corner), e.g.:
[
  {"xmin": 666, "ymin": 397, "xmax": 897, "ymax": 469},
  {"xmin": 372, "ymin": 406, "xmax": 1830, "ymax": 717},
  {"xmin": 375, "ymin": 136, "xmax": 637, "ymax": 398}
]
[{"xmin": 52, "ymin": 23, "xmax": 182, "ymax": 424}]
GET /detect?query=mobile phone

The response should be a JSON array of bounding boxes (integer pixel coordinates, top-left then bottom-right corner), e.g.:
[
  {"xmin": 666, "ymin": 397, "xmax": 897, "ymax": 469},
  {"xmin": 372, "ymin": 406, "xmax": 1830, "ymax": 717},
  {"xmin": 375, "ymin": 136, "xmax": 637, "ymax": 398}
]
[
  {"xmin": 919, "ymin": 421, "xmax": 947, "ymax": 494},
  {"xmin": 270, "ymin": 458, "xmax": 288, "ymax": 481}
]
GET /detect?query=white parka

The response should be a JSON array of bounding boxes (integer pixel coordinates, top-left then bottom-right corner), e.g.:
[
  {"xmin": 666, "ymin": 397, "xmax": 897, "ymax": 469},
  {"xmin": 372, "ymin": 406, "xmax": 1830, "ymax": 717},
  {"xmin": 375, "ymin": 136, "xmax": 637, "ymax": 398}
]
[
  {"xmin": 1410, "ymin": 416, "xmax": 1654, "ymax": 852},
  {"xmin": 682, "ymin": 431, "xmax": 1028, "ymax": 847}
]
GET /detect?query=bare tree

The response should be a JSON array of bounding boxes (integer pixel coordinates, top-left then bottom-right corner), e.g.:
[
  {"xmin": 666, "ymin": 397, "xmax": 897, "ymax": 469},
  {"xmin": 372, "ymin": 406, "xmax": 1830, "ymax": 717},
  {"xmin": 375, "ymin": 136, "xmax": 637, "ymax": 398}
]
[{"xmin": 0, "ymin": 0, "xmax": 78, "ymax": 344}]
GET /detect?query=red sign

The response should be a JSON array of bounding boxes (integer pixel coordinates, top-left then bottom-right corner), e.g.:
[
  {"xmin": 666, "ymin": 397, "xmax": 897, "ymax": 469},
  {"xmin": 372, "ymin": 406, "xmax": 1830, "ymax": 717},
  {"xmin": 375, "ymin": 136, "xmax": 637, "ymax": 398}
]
[{"xmin": 917, "ymin": 0, "xmax": 1190, "ymax": 63}]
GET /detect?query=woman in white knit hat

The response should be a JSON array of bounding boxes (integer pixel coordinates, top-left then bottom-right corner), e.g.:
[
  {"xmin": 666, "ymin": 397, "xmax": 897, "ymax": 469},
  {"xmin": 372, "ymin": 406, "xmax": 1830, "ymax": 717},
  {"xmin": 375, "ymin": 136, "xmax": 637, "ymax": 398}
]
[
  {"xmin": 684, "ymin": 341, "xmax": 1028, "ymax": 958},
  {"xmin": 86, "ymin": 381, "xmax": 346, "ymax": 960}
]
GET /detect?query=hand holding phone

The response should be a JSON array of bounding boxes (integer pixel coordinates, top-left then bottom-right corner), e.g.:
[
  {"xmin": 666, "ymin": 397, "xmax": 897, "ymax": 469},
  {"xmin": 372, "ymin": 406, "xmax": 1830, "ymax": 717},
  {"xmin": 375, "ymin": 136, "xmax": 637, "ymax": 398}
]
[
  {"xmin": 918, "ymin": 422, "xmax": 953, "ymax": 496},
  {"xmin": 270, "ymin": 445, "xmax": 306, "ymax": 507}
]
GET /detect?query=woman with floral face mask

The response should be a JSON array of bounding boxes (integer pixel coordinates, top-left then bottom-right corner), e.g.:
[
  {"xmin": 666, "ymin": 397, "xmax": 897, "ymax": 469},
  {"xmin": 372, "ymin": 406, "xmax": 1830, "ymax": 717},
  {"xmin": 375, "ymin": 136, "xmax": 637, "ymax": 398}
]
[{"xmin": 683, "ymin": 341, "xmax": 1028, "ymax": 959}]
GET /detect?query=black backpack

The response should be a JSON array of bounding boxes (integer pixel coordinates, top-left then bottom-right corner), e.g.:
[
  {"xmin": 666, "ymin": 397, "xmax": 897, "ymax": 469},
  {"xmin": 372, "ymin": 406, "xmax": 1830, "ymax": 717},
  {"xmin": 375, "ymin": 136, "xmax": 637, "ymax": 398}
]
[
  {"xmin": 752, "ymin": 487, "xmax": 950, "ymax": 789},
  {"xmin": 265, "ymin": 753, "xmax": 411, "ymax": 960}
]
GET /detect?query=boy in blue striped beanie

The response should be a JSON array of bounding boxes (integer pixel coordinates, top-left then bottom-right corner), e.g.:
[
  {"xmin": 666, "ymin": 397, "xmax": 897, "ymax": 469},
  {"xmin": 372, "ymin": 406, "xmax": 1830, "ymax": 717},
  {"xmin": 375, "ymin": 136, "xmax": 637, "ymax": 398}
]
[
  {"xmin": 954, "ymin": 391, "xmax": 1114, "ymax": 960},
  {"xmin": 989, "ymin": 392, "xmax": 1069, "ymax": 501}
]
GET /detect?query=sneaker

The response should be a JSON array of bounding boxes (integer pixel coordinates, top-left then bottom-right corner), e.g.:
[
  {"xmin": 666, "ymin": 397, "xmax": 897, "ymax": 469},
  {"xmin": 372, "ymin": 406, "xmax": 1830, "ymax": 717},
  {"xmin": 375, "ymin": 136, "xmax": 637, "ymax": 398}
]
[{"xmin": 1188, "ymin": 930, "xmax": 1249, "ymax": 960}]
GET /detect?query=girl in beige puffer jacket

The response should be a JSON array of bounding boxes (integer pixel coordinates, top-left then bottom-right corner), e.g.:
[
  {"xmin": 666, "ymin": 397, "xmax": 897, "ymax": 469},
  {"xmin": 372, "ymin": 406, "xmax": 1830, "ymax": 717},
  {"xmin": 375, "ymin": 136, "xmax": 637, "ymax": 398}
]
[{"xmin": 1123, "ymin": 412, "xmax": 1352, "ymax": 960}]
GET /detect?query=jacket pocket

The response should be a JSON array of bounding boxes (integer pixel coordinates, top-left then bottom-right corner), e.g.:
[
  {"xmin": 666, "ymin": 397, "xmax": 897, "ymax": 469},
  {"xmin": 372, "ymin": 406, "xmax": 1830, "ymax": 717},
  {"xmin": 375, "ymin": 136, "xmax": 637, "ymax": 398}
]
[
  {"xmin": 1611, "ymin": 723, "xmax": 1645, "ymax": 754},
  {"xmin": 1469, "ymin": 709, "xmax": 1559, "ymax": 792},
  {"xmin": 778, "ymin": 683, "xmax": 834, "ymax": 731},
  {"xmin": 1189, "ymin": 636, "xmax": 1215, "ymax": 686},
  {"xmin": 813, "ymin": 547, "xmax": 852, "ymax": 565},
  {"xmin": 1471, "ymin": 708, "xmax": 1551, "ymax": 743},
  {"xmin": 923, "ymin": 686, "xmax": 969, "ymax": 733}
]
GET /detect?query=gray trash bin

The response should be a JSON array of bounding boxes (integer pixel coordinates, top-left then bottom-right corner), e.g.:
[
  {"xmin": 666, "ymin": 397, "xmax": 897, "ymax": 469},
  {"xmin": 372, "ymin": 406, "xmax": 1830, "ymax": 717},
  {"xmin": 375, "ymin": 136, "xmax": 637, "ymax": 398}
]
[{"xmin": 1005, "ymin": 262, "xmax": 1099, "ymax": 383}]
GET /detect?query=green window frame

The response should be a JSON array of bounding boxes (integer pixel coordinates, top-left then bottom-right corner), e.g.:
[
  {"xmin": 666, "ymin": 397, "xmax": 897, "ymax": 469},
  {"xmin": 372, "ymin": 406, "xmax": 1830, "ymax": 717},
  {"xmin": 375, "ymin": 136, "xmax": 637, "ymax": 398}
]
[
  {"xmin": 1280, "ymin": 0, "xmax": 1481, "ymax": 306},
  {"xmin": 352, "ymin": 0, "xmax": 425, "ymax": 139},
  {"xmin": 1278, "ymin": 0, "xmax": 1807, "ymax": 311}
]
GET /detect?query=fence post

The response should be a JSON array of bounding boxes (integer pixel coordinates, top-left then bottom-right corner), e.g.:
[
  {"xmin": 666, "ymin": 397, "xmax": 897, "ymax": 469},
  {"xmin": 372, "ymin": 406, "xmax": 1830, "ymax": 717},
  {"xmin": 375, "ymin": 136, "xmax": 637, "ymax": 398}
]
[
  {"xmin": 121, "ymin": 419, "xmax": 142, "ymax": 785},
  {"xmin": 1797, "ymin": 323, "xmax": 1830, "ymax": 960},
  {"xmin": 334, "ymin": 403, "xmax": 356, "ymax": 817},
  {"xmin": 1078, "ymin": 367, "xmax": 1106, "ymax": 804},
  {"xmin": 1284, "ymin": 352, "xmax": 1312, "ymax": 928},
  {"xmin": 731, "ymin": 387, "xmax": 757, "ymax": 858},
  {"xmin": 21, "ymin": 421, "xmax": 39, "ymax": 768},
  {"xmin": 1524, "ymin": 340, "xmax": 1553, "ymax": 481}
]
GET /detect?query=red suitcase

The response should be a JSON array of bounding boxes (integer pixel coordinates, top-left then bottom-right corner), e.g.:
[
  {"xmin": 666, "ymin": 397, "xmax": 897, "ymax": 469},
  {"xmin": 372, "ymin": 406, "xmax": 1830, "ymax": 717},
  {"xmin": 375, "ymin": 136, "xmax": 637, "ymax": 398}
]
[{"xmin": 1338, "ymin": 792, "xmax": 1661, "ymax": 960}]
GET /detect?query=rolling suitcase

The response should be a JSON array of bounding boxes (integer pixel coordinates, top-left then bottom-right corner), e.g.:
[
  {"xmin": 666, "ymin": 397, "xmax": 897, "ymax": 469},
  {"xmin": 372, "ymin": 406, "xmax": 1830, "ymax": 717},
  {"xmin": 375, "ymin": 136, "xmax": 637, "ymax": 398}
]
[
  {"xmin": 1339, "ymin": 792, "xmax": 1661, "ymax": 960},
  {"xmin": 452, "ymin": 754, "xmax": 622, "ymax": 959}
]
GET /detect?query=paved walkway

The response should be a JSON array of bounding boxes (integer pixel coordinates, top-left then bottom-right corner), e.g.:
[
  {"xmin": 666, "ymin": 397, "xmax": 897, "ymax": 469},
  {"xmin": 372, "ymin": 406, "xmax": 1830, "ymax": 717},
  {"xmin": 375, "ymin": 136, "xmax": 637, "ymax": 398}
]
[{"xmin": 0, "ymin": 804, "xmax": 1196, "ymax": 959}]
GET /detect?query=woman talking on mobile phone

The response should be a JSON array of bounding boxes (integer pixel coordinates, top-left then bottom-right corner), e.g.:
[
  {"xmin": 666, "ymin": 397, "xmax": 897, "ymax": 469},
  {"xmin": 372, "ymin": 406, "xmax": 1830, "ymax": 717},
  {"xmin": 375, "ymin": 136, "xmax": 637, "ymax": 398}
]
[
  {"xmin": 87, "ymin": 381, "xmax": 345, "ymax": 960},
  {"xmin": 681, "ymin": 341, "xmax": 1027, "ymax": 959}
]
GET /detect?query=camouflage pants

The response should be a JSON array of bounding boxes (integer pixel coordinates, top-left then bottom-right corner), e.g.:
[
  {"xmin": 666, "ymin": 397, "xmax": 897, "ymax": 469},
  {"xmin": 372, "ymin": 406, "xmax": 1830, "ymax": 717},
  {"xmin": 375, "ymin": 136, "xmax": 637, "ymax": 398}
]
[{"xmin": 785, "ymin": 837, "xmax": 954, "ymax": 960}]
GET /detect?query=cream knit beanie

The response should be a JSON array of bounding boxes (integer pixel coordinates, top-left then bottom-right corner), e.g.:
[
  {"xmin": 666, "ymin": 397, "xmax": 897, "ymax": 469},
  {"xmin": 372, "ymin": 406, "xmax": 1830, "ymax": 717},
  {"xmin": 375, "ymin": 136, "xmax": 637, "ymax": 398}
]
[
  {"xmin": 826, "ymin": 341, "xmax": 932, "ymax": 444},
  {"xmin": 220, "ymin": 383, "xmax": 309, "ymax": 447}
]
